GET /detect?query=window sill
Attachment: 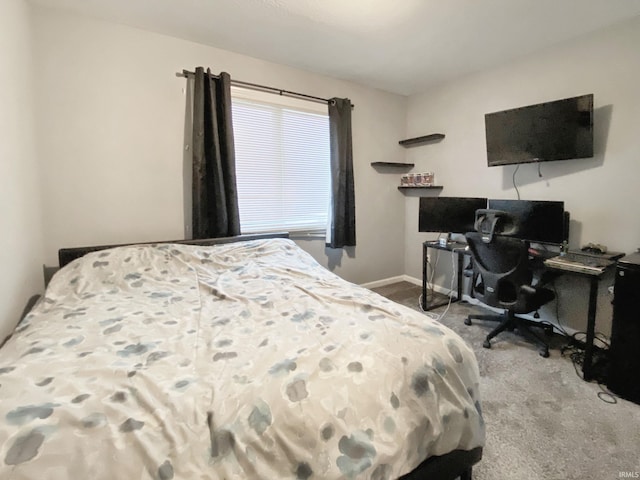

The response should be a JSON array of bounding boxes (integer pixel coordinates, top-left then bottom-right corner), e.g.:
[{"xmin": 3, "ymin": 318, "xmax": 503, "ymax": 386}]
[
  {"xmin": 243, "ymin": 228, "xmax": 326, "ymax": 239},
  {"xmin": 289, "ymin": 231, "xmax": 326, "ymax": 239}
]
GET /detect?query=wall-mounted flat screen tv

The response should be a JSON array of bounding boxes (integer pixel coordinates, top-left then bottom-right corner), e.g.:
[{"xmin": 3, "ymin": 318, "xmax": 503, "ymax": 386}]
[{"xmin": 485, "ymin": 94, "xmax": 594, "ymax": 167}]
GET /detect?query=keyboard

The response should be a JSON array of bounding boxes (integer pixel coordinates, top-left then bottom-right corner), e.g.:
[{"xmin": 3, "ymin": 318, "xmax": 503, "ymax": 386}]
[{"xmin": 544, "ymin": 252, "xmax": 613, "ymax": 274}]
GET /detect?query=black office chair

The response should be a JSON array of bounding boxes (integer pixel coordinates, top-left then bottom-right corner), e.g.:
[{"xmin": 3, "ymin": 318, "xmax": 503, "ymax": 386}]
[{"xmin": 464, "ymin": 213, "xmax": 555, "ymax": 358}]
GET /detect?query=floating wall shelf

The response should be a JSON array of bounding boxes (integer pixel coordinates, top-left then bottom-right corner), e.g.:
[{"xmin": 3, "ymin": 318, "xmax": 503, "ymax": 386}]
[
  {"xmin": 370, "ymin": 162, "xmax": 415, "ymax": 168},
  {"xmin": 397, "ymin": 185, "xmax": 444, "ymax": 191},
  {"xmin": 399, "ymin": 133, "xmax": 445, "ymax": 147}
]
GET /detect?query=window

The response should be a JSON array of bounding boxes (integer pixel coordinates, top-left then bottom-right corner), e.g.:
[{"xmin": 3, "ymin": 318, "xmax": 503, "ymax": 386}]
[{"xmin": 231, "ymin": 89, "xmax": 330, "ymax": 234}]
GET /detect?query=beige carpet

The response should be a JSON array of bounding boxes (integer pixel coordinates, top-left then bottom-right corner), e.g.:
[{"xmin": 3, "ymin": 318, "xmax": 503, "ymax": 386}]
[{"xmin": 371, "ymin": 281, "xmax": 640, "ymax": 480}]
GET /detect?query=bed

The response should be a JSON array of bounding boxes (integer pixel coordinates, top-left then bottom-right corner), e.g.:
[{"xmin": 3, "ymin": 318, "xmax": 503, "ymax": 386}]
[{"xmin": 0, "ymin": 235, "xmax": 484, "ymax": 479}]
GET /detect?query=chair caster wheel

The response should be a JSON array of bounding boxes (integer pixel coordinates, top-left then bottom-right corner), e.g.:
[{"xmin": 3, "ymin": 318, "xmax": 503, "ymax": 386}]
[
  {"xmin": 482, "ymin": 340, "xmax": 491, "ymax": 349},
  {"xmin": 540, "ymin": 349, "xmax": 549, "ymax": 358},
  {"xmin": 464, "ymin": 318, "xmax": 472, "ymax": 326}
]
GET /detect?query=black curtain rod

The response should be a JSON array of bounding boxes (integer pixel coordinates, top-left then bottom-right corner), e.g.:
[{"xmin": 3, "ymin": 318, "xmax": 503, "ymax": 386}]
[{"xmin": 178, "ymin": 69, "xmax": 353, "ymax": 108}]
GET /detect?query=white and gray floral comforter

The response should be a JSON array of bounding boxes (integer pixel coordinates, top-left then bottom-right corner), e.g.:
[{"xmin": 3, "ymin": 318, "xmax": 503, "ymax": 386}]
[{"xmin": 0, "ymin": 238, "xmax": 484, "ymax": 479}]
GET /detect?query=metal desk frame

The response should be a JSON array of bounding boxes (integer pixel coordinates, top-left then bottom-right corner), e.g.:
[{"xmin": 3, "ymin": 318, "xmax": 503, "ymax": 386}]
[
  {"xmin": 422, "ymin": 241, "xmax": 471, "ymax": 311},
  {"xmin": 543, "ymin": 262, "xmax": 613, "ymax": 381}
]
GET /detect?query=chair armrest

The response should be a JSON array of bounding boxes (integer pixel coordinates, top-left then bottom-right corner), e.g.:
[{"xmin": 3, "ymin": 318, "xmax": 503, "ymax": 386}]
[{"xmin": 519, "ymin": 284, "xmax": 537, "ymax": 296}]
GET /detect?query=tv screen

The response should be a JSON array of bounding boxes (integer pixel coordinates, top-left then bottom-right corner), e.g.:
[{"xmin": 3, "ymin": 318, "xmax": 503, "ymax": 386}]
[
  {"xmin": 419, "ymin": 197, "xmax": 488, "ymax": 234},
  {"xmin": 487, "ymin": 199, "xmax": 567, "ymax": 245},
  {"xmin": 485, "ymin": 94, "xmax": 594, "ymax": 167}
]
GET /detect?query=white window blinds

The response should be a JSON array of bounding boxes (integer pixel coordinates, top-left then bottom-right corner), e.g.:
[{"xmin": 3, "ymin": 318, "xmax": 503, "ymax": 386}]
[{"xmin": 231, "ymin": 93, "xmax": 330, "ymax": 234}]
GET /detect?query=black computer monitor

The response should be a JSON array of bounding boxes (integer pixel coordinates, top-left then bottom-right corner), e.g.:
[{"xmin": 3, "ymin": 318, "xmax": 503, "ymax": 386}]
[
  {"xmin": 487, "ymin": 199, "xmax": 568, "ymax": 245},
  {"xmin": 419, "ymin": 197, "xmax": 488, "ymax": 234}
]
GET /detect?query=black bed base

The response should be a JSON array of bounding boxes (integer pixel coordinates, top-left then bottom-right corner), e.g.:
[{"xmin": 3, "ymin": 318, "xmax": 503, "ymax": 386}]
[
  {"xmin": 400, "ymin": 447, "xmax": 482, "ymax": 480},
  {"xmin": 57, "ymin": 232, "xmax": 289, "ymax": 268}
]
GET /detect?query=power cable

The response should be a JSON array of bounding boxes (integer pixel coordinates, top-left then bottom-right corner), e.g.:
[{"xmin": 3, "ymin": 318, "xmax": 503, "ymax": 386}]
[{"xmin": 512, "ymin": 164, "xmax": 521, "ymax": 200}]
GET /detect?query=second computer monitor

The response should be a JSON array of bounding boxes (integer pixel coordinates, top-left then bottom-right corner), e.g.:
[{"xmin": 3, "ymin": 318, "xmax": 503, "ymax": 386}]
[
  {"xmin": 419, "ymin": 197, "xmax": 488, "ymax": 234},
  {"xmin": 487, "ymin": 199, "xmax": 567, "ymax": 245}
]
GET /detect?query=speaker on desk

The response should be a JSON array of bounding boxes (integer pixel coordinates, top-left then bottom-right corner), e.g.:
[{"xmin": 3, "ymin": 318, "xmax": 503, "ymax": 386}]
[{"xmin": 607, "ymin": 252, "xmax": 640, "ymax": 405}]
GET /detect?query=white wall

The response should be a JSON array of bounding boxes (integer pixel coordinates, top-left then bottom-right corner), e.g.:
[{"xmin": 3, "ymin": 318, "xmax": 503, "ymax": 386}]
[
  {"xmin": 0, "ymin": 0, "xmax": 44, "ymax": 342},
  {"xmin": 404, "ymin": 17, "xmax": 640, "ymax": 334},
  {"xmin": 32, "ymin": 6, "xmax": 408, "ymax": 285}
]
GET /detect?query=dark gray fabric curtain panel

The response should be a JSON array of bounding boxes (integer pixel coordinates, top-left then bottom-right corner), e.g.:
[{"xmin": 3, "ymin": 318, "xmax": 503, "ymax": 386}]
[
  {"xmin": 327, "ymin": 98, "xmax": 356, "ymax": 248},
  {"xmin": 192, "ymin": 67, "xmax": 240, "ymax": 239}
]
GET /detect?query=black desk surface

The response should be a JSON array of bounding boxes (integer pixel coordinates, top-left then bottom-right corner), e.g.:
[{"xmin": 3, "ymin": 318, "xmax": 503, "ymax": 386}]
[
  {"xmin": 424, "ymin": 240, "xmax": 469, "ymax": 252},
  {"xmin": 618, "ymin": 251, "xmax": 640, "ymax": 267}
]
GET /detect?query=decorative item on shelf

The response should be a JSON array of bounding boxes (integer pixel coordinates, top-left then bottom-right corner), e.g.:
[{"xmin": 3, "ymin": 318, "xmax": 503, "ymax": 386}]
[{"xmin": 400, "ymin": 172, "xmax": 435, "ymax": 187}]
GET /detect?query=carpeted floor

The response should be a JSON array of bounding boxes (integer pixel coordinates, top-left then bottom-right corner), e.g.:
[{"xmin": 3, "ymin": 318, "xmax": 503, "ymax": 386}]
[{"xmin": 371, "ymin": 281, "xmax": 640, "ymax": 480}]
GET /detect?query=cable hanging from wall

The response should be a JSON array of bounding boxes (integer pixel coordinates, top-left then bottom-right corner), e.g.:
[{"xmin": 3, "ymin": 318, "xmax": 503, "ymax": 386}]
[
  {"xmin": 512, "ymin": 164, "xmax": 521, "ymax": 200},
  {"xmin": 512, "ymin": 162, "xmax": 545, "ymax": 199}
]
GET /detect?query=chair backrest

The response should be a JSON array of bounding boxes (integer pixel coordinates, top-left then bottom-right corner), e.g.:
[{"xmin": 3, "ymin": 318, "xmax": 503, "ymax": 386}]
[
  {"xmin": 473, "ymin": 209, "xmax": 519, "ymax": 243},
  {"xmin": 465, "ymin": 231, "xmax": 532, "ymax": 308}
]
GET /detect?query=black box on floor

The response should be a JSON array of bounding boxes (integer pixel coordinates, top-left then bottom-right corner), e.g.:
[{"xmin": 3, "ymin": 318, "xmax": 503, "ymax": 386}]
[{"xmin": 607, "ymin": 253, "xmax": 640, "ymax": 405}]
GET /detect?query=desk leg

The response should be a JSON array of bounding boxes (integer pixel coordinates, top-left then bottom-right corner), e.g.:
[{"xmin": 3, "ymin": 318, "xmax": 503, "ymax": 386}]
[
  {"xmin": 456, "ymin": 251, "xmax": 464, "ymax": 301},
  {"xmin": 422, "ymin": 243, "xmax": 428, "ymax": 311},
  {"xmin": 582, "ymin": 276, "xmax": 599, "ymax": 381}
]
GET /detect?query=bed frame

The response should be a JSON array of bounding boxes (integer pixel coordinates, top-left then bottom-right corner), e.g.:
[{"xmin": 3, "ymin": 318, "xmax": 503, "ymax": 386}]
[
  {"xmin": 401, "ymin": 447, "xmax": 482, "ymax": 480},
  {"xmin": 56, "ymin": 232, "xmax": 483, "ymax": 479}
]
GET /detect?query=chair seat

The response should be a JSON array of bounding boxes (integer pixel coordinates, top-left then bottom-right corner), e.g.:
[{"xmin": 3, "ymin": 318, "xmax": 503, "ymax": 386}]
[{"xmin": 510, "ymin": 286, "xmax": 555, "ymax": 314}]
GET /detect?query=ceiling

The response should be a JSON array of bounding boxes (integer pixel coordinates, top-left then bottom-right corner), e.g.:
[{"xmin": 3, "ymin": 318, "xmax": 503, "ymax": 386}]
[{"xmin": 29, "ymin": 0, "xmax": 640, "ymax": 95}]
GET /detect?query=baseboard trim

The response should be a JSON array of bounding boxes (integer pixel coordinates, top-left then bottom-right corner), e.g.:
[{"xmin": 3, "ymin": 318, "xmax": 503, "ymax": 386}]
[
  {"xmin": 360, "ymin": 275, "xmax": 421, "ymax": 289},
  {"xmin": 360, "ymin": 275, "xmax": 460, "ymax": 295},
  {"xmin": 362, "ymin": 278, "xmax": 576, "ymax": 336},
  {"xmin": 361, "ymin": 275, "xmax": 453, "ymax": 297}
]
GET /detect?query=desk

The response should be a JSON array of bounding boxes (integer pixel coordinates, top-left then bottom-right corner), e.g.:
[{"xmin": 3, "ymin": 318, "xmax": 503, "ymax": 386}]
[
  {"xmin": 425, "ymin": 240, "xmax": 619, "ymax": 380},
  {"xmin": 422, "ymin": 241, "xmax": 471, "ymax": 311},
  {"xmin": 543, "ymin": 254, "xmax": 619, "ymax": 381}
]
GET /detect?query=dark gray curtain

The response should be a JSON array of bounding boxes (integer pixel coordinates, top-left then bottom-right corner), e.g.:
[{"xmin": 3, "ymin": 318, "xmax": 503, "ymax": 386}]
[
  {"xmin": 192, "ymin": 67, "xmax": 240, "ymax": 239},
  {"xmin": 326, "ymin": 98, "xmax": 356, "ymax": 248}
]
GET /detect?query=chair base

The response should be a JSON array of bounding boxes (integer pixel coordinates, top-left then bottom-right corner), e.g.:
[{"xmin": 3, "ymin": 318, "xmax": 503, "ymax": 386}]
[{"xmin": 466, "ymin": 311, "xmax": 551, "ymax": 358}]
